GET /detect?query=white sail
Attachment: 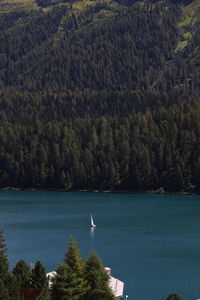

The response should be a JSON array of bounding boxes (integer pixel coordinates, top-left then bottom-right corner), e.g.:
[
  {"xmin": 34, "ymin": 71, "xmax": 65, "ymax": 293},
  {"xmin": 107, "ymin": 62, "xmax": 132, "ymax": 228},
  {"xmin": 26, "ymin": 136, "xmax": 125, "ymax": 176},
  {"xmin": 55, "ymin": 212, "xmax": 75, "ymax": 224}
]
[{"xmin": 90, "ymin": 215, "xmax": 96, "ymax": 227}]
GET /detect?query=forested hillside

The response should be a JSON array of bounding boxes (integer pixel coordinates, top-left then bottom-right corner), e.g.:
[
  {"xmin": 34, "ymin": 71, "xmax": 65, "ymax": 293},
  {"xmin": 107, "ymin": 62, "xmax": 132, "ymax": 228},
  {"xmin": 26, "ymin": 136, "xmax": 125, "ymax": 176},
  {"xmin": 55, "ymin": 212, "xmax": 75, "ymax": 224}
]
[
  {"xmin": 1, "ymin": 0, "xmax": 200, "ymax": 122},
  {"xmin": 0, "ymin": 103, "xmax": 200, "ymax": 192},
  {"xmin": 0, "ymin": 0, "xmax": 200, "ymax": 191}
]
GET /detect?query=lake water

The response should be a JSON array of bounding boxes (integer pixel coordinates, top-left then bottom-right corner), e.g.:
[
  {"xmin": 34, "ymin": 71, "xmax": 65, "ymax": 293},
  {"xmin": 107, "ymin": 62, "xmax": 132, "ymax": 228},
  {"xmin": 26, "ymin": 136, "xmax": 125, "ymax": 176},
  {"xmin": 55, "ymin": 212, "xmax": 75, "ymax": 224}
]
[{"xmin": 0, "ymin": 191, "xmax": 200, "ymax": 300}]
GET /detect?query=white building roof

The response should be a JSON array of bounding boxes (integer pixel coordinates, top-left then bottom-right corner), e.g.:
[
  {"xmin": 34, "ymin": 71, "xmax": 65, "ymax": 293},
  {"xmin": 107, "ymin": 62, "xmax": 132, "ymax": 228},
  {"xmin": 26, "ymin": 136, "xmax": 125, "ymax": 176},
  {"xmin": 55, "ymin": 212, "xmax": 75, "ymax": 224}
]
[
  {"xmin": 47, "ymin": 271, "xmax": 56, "ymax": 279},
  {"xmin": 47, "ymin": 267, "xmax": 124, "ymax": 298},
  {"xmin": 109, "ymin": 275, "xmax": 124, "ymax": 298}
]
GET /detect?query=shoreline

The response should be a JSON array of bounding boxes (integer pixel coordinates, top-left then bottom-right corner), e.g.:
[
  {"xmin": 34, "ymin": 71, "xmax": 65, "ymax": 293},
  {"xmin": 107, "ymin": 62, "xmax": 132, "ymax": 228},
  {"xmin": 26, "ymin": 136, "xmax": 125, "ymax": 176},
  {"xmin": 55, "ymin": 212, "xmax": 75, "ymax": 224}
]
[{"xmin": 0, "ymin": 187, "xmax": 197, "ymax": 195}]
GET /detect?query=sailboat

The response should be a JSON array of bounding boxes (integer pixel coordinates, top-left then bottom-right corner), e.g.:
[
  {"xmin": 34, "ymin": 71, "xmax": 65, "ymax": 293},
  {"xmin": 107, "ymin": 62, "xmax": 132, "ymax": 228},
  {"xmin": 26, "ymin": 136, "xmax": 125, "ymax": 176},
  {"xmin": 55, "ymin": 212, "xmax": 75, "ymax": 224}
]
[{"xmin": 90, "ymin": 214, "xmax": 96, "ymax": 228}]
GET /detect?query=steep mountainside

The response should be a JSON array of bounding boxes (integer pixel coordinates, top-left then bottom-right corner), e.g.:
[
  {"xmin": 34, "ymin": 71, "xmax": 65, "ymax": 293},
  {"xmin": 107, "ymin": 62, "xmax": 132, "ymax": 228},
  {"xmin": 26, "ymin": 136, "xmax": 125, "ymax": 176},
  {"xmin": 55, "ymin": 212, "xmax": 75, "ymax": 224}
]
[
  {"xmin": 0, "ymin": 0, "xmax": 199, "ymax": 122},
  {"xmin": 0, "ymin": 0, "xmax": 200, "ymax": 191}
]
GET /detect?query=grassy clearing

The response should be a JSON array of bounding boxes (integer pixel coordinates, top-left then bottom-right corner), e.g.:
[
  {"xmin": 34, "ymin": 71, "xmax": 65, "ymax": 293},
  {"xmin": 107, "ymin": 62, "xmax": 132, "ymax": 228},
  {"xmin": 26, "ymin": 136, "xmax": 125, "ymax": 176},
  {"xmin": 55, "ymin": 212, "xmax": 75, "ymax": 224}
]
[
  {"xmin": 72, "ymin": 0, "xmax": 111, "ymax": 12},
  {"xmin": 183, "ymin": 31, "xmax": 192, "ymax": 39},
  {"xmin": 175, "ymin": 0, "xmax": 200, "ymax": 52},
  {"xmin": 0, "ymin": 0, "xmax": 38, "ymax": 12},
  {"xmin": 178, "ymin": 0, "xmax": 200, "ymax": 27},
  {"xmin": 175, "ymin": 40, "xmax": 188, "ymax": 51},
  {"xmin": 72, "ymin": 0, "xmax": 97, "ymax": 11},
  {"xmin": 71, "ymin": 0, "xmax": 117, "ymax": 24},
  {"xmin": 0, "ymin": 0, "xmax": 34, "ymax": 4}
]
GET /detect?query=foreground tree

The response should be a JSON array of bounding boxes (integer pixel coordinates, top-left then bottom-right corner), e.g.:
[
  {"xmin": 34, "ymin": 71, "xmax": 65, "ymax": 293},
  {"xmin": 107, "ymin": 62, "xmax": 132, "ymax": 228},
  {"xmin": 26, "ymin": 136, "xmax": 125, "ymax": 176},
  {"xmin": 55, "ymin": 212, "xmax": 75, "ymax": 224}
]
[
  {"xmin": 0, "ymin": 230, "xmax": 22, "ymax": 299},
  {"xmin": 51, "ymin": 238, "xmax": 88, "ymax": 300},
  {"xmin": 31, "ymin": 261, "xmax": 48, "ymax": 288},
  {"xmin": 0, "ymin": 250, "xmax": 10, "ymax": 299},
  {"xmin": 12, "ymin": 260, "xmax": 31, "ymax": 288},
  {"xmin": 166, "ymin": 294, "xmax": 181, "ymax": 300},
  {"xmin": 0, "ymin": 278, "xmax": 9, "ymax": 300},
  {"xmin": 36, "ymin": 288, "xmax": 51, "ymax": 300},
  {"xmin": 0, "ymin": 229, "xmax": 7, "ymax": 254},
  {"xmin": 85, "ymin": 252, "xmax": 115, "ymax": 300},
  {"xmin": 6, "ymin": 274, "xmax": 21, "ymax": 300},
  {"xmin": 31, "ymin": 261, "xmax": 51, "ymax": 300},
  {"xmin": 0, "ymin": 251, "xmax": 9, "ymax": 283}
]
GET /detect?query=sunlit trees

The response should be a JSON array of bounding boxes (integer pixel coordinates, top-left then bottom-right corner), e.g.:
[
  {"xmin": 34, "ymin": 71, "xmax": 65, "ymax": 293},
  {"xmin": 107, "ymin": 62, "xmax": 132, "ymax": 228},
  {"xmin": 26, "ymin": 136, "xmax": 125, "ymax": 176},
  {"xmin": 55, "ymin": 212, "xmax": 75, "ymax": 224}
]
[
  {"xmin": 51, "ymin": 238, "xmax": 88, "ymax": 300},
  {"xmin": 84, "ymin": 252, "xmax": 115, "ymax": 300}
]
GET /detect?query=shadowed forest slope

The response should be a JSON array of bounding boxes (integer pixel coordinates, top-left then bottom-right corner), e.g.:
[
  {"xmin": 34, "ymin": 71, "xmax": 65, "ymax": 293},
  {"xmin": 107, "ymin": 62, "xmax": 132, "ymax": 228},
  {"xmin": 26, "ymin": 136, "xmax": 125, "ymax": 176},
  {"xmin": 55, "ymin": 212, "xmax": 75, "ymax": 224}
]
[
  {"xmin": 0, "ymin": 0, "xmax": 200, "ymax": 191},
  {"xmin": 0, "ymin": 0, "xmax": 200, "ymax": 122}
]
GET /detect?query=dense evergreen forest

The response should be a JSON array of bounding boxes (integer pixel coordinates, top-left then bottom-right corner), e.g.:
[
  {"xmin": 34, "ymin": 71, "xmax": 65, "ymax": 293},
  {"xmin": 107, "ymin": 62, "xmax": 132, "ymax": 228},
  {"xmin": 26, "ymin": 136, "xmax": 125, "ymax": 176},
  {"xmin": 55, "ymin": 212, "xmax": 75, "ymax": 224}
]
[
  {"xmin": 0, "ymin": 103, "xmax": 200, "ymax": 192},
  {"xmin": 0, "ymin": 0, "xmax": 200, "ymax": 191}
]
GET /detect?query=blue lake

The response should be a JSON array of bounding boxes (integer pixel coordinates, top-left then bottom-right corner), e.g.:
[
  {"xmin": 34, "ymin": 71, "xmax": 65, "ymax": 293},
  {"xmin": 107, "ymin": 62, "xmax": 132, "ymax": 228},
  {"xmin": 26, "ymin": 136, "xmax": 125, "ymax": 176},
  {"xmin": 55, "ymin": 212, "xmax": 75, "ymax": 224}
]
[{"xmin": 1, "ymin": 191, "xmax": 200, "ymax": 300}]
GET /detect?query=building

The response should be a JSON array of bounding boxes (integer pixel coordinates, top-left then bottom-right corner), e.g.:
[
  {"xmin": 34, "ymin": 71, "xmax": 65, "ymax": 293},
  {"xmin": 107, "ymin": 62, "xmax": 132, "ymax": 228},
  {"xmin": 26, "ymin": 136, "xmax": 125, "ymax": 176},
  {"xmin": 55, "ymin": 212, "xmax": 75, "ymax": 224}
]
[
  {"xmin": 20, "ymin": 288, "xmax": 43, "ymax": 300},
  {"xmin": 47, "ymin": 267, "xmax": 124, "ymax": 299},
  {"xmin": 105, "ymin": 267, "xmax": 124, "ymax": 299}
]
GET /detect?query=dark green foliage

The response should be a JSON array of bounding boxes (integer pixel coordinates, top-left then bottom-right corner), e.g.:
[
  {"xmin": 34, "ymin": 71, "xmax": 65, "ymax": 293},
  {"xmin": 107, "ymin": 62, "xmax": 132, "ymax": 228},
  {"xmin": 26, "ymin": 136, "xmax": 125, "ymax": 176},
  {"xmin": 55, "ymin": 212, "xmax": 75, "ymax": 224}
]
[
  {"xmin": 12, "ymin": 260, "xmax": 31, "ymax": 288},
  {"xmin": 51, "ymin": 238, "xmax": 117, "ymax": 300},
  {"xmin": 0, "ymin": 102, "xmax": 199, "ymax": 192},
  {"xmin": 0, "ymin": 231, "xmax": 185, "ymax": 299},
  {"xmin": 6, "ymin": 274, "xmax": 21, "ymax": 300},
  {"xmin": 0, "ymin": 252, "xmax": 9, "ymax": 282},
  {"xmin": 31, "ymin": 261, "xmax": 48, "ymax": 289},
  {"xmin": 0, "ymin": 229, "xmax": 7, "ymax": 255},
  {"xmin": 0, "ymin": 278, "xmax": 9, "ymax": 300},
  {"xmin": 0, "ymin": 2, "xmax": 198, "ymax": 123},
  {"xmin": 166, "ymin": 294, "xmax": 181, "ymax": 300},
  {"xmin": 0, "ymin": 250, "xmax": 10, "ymax": 300},
  {"xmin": 0, "ymin": 0, "xmax": 200, "ymax": 194},
  {"xmin": 12, "ymin": 260, "xmax": 50, "ymax": 299},
  {"xmin": 51, "ymin": 238, "xmax": 87, "ymax": 300},
  {"xmin": 36, "ymin": 288, "xmax": 51, "ymax": 300},
  {"xmin": 85, "ymin": 252, "xmax": 115, "ymax": 300},
  {"xmin": 2, "ymin": 5, "xmax": 178, "ymax": 93},
  {"xmin": 64, "ymin": 238, "xmax": 85, "ymax": 271}
]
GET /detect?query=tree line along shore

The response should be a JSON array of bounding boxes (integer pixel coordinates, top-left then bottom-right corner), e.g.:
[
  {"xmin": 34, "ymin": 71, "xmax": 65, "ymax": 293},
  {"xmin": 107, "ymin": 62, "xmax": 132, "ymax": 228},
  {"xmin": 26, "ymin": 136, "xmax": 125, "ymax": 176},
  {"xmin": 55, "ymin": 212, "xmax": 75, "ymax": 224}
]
[
  {"xmin": 0, "ymin": 0, "xmax": 200, "ymax": 193},
  {"xmin": 0, "ymin": 230, "xmax": 182, "ymax": 300},
  {"xmin": 0, "ymin": 103, "xmax": 199, "ymax": 193}
]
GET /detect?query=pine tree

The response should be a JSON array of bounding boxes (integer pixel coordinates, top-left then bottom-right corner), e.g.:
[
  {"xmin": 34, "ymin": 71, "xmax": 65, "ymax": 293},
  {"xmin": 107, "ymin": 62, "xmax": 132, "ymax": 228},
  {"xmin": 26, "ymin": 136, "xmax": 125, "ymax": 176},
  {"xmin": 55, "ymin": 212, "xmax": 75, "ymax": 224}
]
[
  {"xmin": 12, "ymin": 260, "xmax": 31, "ymax": 288},
  {"xmin": 6, "ymin": 274, "xmax": 21, "ymax": 300},
  {"xmin": 166, "ymin": 294, "xmax": 181, "ymax": 300},
  {"xmin": 0, "ymin": 278, "xmax": 9, "ymax": 300},
  {"xmin": 84, "ymin": 252, "xmax": 115, "ymax": 300},
  {"xmin": 51, "ymin": 238, "xmax": 88, "ymax": 300},
  {"xmin": 0, "ymin": 238, "xmax": 11, "ymax": 299},
  {"xmin": 0, "ymin": 251, "xmax": 9, "ymax": 283},
  {"xmin": 31, "ymin": 261, "xmax": 48, "ymax": 288},
  {"xmin": 36, "ymin": 287, "xmax": 51, "ymax": 300},
  {"xmin": 0, "ymin": 229, "xmax": 7, "ymax": 254}
]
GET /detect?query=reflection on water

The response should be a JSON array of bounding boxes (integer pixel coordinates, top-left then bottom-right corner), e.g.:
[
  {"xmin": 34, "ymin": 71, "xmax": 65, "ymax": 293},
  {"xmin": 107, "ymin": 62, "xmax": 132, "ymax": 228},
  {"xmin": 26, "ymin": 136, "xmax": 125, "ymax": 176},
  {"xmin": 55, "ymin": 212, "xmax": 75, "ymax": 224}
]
[
  {"xmin": 90, "ymin": 227, "xmax": 95, "ymax": 251},
  {"xmin": 90, "ymin": 226, "xmax": 95, "ymax": 238}
]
